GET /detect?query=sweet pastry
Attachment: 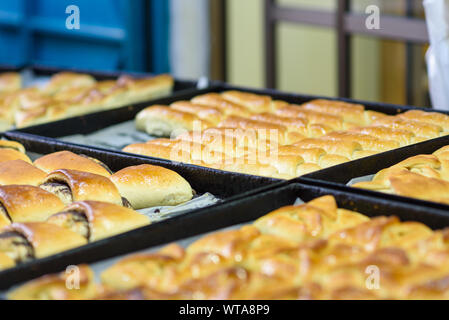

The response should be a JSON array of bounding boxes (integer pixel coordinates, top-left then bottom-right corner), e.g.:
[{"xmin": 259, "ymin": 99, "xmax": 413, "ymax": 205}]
[
  {"xmin": 136, "ymin": 105, "xmax": 212, "ymax": 137},
  {"xmin": 0, "ymin": 252, "xmax": 14, "ymax": 270},
  {"xmin": 110, "ymin": 164, "xmax": 193, "ymax": 209},
  {"xmin": 34, "ymin": 151, "xmax": 112, "ymax": 177},
  {"xmin": 0, "ymin": 185, "xmax": 65, "ymax": 223},
  {"xmin": 0, "ymin": 72, "xmax": 21, "ymax": 93},
  {"xmin": 353, "ymin": 145, "xmax": 449, "ymax": 204},
  {"xmin": 42, "ymin": 72, "xmax": 97, "ymax": 95},
  {"xmin": 0, "ymin": 160, "xmax": 46, "ymax": 186},
  {"xmin": 47, "ymin": 201, "xmax": 150, "ymax": 241},
  {"xmin": 126, "ymin": 90, "xmax": 449, "ymax": 179},
  {"xmin": 12, "ymin": 195, "xmax": 449, "ymax": 300},
  {"xmin": 0, "ymin": 148, "xmax": 31, "ymax": 164},
  {"xmin": 0, "ymin": 140, "xmax": 26, "ymax": 153},
  {"xmin": 39, "ymin": 169, "xmax": 125, "ymax": 206},
  {"xmin": 221, "ymin": 91, "xmax": 273, "ymax": 113},
  {"xmin": 8, "ymin": 265, "xmax": 96, "ymax": 300},
  {"xmin": 0, "ymin": 222, "xmax": 87, "ymax": 263}
]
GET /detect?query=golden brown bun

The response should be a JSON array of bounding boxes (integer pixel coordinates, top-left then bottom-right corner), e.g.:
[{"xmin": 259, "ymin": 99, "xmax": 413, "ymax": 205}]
[
  {"xmin": 14, "ymin": 194, "xmax": 449, "ymax": 299},
  {"xmin": 0, "ymin": 72, "xmax": 21, "ymax": 93},
  {"xmin": 8, "ymin": 265, "xmax": 96, "ymax": 300},
  {"xmin": 136, "ymin": 105, "xmax": 212, "ymax": 137},
  {"xmin": 301, "ymin": 99, "xmax": 366, "ymax": 124},
  {"xmin": 47, "ymin": 201, "xmax": 150, "ymax": 241},
  {"xmin": 34, "ymin": 151, "xmax": 112, "ymax": 177},
  {"xmin": 100, "ymin": 244, "xmax": 185, "ymax": 291},
  {"xmin": 398, "ymin": 110, "xmax": 449, "ymax": 132},
  {"xmin": 40, "ymin": 169, "xmax": 123, "ymax": 206},
  {"xmin": 0, "ymin": 252, "xmax": 14, "ymax": 271},
  {"xmin": 0, "ymin": 140, "xmax": 26, "ymax": 153},
  {"xmin": 43, "ymin": 72, "xmax": 97, "ymax": 95},
  {"xmin": 0, "ymin": 185, "xmax": 65, "ymax": 222},
  {"xmin": 191, "ymin": 93, "xmax": 252, "ymax": 117},
  {"xmin": 221, "ymin": 91, "xmax": 272, "ymax": 113},
  {"xmin": 0, "ymin": 160, "xmax": 46, "ymax": 186},
  {"xmin": 0, "ymin": 222, "xmax": 87, "ymax": 260},
  {"xmin": 170, "ymin": 101, "xmax": 224, "ymax": 125},
  {"xmin": 110, "ymin": 164, "xmax": 193, "ymax": 209},
  {"xmin": 124, "ymin": 74, "xmax": 174, "ymax": 102},
  {"xmin": 0, "ymin": 148, "xmax": 31, "ymax": 164}
]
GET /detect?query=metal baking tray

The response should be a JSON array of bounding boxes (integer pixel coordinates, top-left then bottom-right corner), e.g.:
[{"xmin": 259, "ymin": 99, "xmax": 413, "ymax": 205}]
[
  {"xmin": 0, "ymin": 135, "xmax": 283, "ymax": 290},
  {"xmin": 300, "ymin": 134, "xmax": 449, "ymax": 211},
  {"xmin": 5, "ymin": 83, "xmax": 448, "ymax": 178},
  {"xmin": 6, "ymin": 180, "xmax": 449, "ymax": 294}
]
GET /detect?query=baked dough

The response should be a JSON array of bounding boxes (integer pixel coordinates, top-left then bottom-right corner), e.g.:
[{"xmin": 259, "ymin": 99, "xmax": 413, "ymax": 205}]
[
  {"xmin": 34, "ymin": 151, "xmax": 112, "ymax": 177},
  {"xmin": 8, "ymin": 265, "xmax": 96, "ymax": 300},
  {"xmin": 0, "ymin": 148, "xmax": 31, "ymax": 164},
  {"xmin": 0, "ymin": 185, "xmax": 65, "ymax": 223},
  {"xmin": 12, "ymin": 195, "xmax": 449, "ymax": 300},
  {"xmin": 39, "ymin": 169, "xmax": 125, "ymax": 206},
  {"xmin": 0, "ymin": 72, "xmax": 21, "ymax": 93},
  {"xmin": 0, "ymin": 251, "xmax": 14, "ymax": 271},
  {"xmin": 136, "ymin": 105, "xmax": 212, "ymax": 137},
  {"xmin": 110, "ymin": 164, "xmax": 193, "ymax": 209},
  {"xmin": 47, "ymin": 201, "xmax": 150, "ymax": 241},
  {"xmin": 0, "ymin": 140, "xmax": 26, "ymax": 153},
  {"xmin": 0, "ymin": 160, "xmax": 46, "ymax": 186},
  {"xmin": 0, "ymin": 222, "xmax": 87, "ymax": 263}
]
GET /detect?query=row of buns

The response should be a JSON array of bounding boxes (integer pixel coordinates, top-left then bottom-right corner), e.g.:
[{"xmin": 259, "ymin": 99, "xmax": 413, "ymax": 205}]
[
  {"xmin": 0, "ymin": 140, "xmax": 194, "ymax": 270},
  {"xmin": 9, "ymin": 195, "xmax": 449, "ymax": 300},
  {"xmin": 354, "ymin": 145, "xmax": 449, "ymax": 204},
  {"xmin": 0, "ymin": 71, "xmax": 174, "ymax": 129},
  {"xmin": 126, "ymin": 90, "xmax": 449, "ymax": 179}
]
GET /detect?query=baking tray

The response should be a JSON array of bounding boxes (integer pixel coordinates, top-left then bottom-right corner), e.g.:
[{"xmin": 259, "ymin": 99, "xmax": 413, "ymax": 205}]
[
  {"xmin": 300, "ymin": 134, "xmax": 449, "ymax": 212},
  {"xmin": 0, "ymin": 135, "xmax": 284, "ymax": 290},
  {"xmin": 6, "ymin": 83, "xmax": 448, "ymax": 177},
  {"xmin": 7, "ymin": 180, "xmax": 449, "ymax": 294}
]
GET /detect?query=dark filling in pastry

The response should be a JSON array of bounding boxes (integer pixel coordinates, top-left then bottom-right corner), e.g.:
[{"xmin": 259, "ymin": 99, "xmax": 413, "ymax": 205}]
[
  {"xmin": 40, "ymin": 181, "xmax": 73, "ymax": 205},
  {"xmin": 0, "ymin": 231, "xmax": 34, "ymax": 264},
  {"xmin": 51, "ymin": 210, "xmax": 90, "ymax": 241},
  {"xmin": 122, "ymin": 197, "xmax": 132, "ymax": 209},
  {"xmin": 79, "ymin": 154, "xmax": 113, "ymax": 175}
]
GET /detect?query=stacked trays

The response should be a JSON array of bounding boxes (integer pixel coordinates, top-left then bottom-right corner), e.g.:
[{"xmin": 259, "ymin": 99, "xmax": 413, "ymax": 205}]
[
  {"xmin": 4, "ymin": 81, "xmax": 449, "ymax": 299},
  {"xmin": 6, "ymin": 181, "xmax": 449, "ymax": 300},
  {"xmin": 6, "ymin": 84, "xmax": 449, "ymax": 180},
  {"xmin": 0, "ymin": 136, "xmax": 281, "ymax": 289}
]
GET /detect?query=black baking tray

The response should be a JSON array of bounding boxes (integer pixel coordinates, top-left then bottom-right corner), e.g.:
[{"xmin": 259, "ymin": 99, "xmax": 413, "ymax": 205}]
[
  {"xmin": 300, "ymin": 134, "xmax": 449, "ymax": 212},
  {"xmin": 6, "ymin": 83, "xmax": 449, "ymax": 176},
  {"xmin": 0, "ymin": 135, "xmax": 284, "ymax": 289},
  {"xmin": 5, "ymin": 180, "xmax": 449, "ymax": 291}
]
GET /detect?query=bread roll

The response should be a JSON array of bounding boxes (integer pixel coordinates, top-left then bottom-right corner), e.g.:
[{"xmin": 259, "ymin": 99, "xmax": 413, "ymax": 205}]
[
  {"xmin": 191, "ymin": 93, "xmax": 251, "ymax": 117},
  {"xmin": 0, "ymin": 140, "xmax": 26, "ymax": 153},
  {"xmin": 110, "ymin": 164, "xmax": 193, "ymax": 209},
  {"xmin": 0, "ymin": 148, "xmax": 31, "ymax": 164},
  {"xmin": 43, "ymin": 72, "xmax": 97, "ymax": 95},
  {"xmin": 0, "ymin": 222, "xmax": 87, "ymax": 263},
  {"xmin": 40, "ymin": 169, "xmax": 125, "ymax": 206},
  {"xmin": 0, "ymin": 160, "xmax": 46, "ymax": 186},
  {"xmin": 34, "ymin": 151, "xmax": 112, "ymax": 177},
  {"xmin": 47, "ymin": 201, "xmax": 150, "ymax": 241},
  {"xmin": 0, "ymin": 72, "xmax": 21, "ymax": 93},
  {"xmin": 0, "ymin": 185, "xmax": 65, "ymax": 223},
  {"xmin": 221, "ymin": 91, "xmax": 272, "ymax": 113},
  {"xmin": 8, "ymin": 265, "xmax": 96, "ymax": 300},
  {"xmin": 136, "ymin": 105, "xmax": 212, "ymax": 137}
]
